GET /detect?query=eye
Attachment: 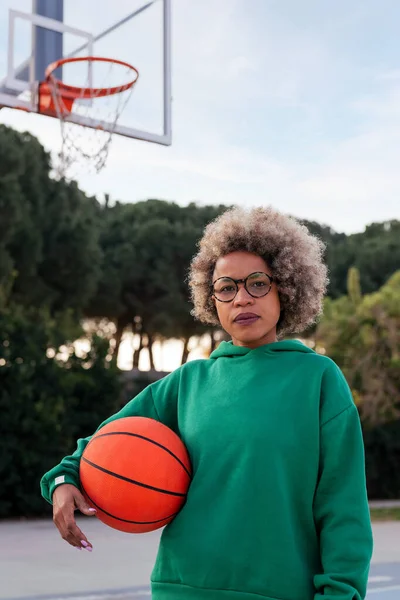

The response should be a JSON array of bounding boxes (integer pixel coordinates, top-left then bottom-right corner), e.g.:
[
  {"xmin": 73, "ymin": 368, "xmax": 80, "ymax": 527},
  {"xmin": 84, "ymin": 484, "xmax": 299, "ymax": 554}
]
[{"xmin": 214, "ymin": 278, "xmax": 236, "ymax": 295}]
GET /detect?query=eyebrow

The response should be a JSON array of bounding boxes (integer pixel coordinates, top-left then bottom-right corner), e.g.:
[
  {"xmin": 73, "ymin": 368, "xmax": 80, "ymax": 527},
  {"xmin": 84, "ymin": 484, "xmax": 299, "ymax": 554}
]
[
  {"xmin": 214, "ymin": 272, "xmax": 268, "ymax": 278},
  {"xmin": 212, "ymin": 272, "xmax": 272, "ymax": 283}
]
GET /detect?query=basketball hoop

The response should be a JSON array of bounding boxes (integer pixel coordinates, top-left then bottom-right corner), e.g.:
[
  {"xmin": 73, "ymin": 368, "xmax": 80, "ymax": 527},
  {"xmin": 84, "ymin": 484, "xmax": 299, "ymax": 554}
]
[{"xmin": 38, "ymin": 56, "xmax": 139, "ymax": 177}]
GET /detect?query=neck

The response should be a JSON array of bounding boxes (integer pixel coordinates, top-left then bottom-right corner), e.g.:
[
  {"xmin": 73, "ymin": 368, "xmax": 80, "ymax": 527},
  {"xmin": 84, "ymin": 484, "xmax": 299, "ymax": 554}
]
[{"xmin": 232, "ymin": 330, "xmax": 278, "ymax": 349}]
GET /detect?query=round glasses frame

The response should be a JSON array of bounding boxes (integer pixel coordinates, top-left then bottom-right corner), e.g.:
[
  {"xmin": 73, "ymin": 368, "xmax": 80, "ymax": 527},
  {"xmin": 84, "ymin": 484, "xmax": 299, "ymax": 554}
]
[{"xmin": 212, "ymin": 272, "xmax": 274, "ymax": 303}]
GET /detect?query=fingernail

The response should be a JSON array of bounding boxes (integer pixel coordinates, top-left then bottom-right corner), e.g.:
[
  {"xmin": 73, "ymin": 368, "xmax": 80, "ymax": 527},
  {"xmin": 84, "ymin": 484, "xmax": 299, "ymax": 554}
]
[
  {"xmin": 85, "ymin": 546, "xmax": 93, "ymax": 552},
  {"xmin": 81, "ymin": 540, "xmax": 88, "ymax": 547},
  {"xmin": 88, "ymin": 508, "xmax": 96, "ymax": 513}
]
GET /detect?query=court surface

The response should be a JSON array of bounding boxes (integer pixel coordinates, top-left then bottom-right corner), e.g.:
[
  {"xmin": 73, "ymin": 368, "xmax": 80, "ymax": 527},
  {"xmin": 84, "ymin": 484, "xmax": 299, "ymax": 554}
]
[{"xmin": 1, "ymin": 518, "xmax": 399, "ymax": 600}]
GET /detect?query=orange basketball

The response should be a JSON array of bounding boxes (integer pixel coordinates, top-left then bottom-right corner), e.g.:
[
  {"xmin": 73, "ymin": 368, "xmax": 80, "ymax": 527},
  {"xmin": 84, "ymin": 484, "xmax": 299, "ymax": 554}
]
[{"xmin": 79, "ymin": 416, "xmax": 192, "ymax": 533}]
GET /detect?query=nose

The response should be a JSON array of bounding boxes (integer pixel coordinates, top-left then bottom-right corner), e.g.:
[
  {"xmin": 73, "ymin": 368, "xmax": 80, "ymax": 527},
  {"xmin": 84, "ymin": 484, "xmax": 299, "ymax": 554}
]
[{"xmin": 233, "ymin": 283, "xmax": 254, "ymax": 306}]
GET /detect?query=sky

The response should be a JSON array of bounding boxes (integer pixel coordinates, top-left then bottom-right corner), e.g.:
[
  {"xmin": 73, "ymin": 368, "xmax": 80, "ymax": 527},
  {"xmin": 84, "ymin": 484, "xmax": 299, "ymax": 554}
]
[
  {"xmin": 1, "ymin": 0, "xmax": 400, "ymax": 370},
  {"xmin": 1, "ymin": 0, "xmax": 400, "ymax": 235}
]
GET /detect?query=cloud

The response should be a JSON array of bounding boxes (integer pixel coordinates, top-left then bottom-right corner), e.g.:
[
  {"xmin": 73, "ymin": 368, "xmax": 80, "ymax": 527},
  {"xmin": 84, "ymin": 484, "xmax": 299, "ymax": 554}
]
[
  {"xmin": 1, "ymin": 0, "xmax": 400, "ymax": 236},
  {"xmin": 376, "ymin": 69, "xmax": 400, "ymax": 82},
  {"xmin": 351, "ymin": 87, "xmax": 400, "ymax": 121},
  {"xmin": 227, "ymin": 56, "xmax": 257, "ymax": 79}
]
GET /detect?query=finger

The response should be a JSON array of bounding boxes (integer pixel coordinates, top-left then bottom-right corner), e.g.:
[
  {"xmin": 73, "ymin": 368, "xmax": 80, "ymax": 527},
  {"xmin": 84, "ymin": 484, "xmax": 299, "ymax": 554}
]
[
  {"xmin": 54, "ymin": 511, "xmax": 82, "ymax": 549},
  {"xmin": 65, "ymin": 521, "xmax": 93, "ymax": 550},
  {"xmin": 75, "ymin": 497, "xmax": 97, "ymax": 517},
  {"xmin": 63, "ymin": 504, "xmax": 93, "ymax": 549}
]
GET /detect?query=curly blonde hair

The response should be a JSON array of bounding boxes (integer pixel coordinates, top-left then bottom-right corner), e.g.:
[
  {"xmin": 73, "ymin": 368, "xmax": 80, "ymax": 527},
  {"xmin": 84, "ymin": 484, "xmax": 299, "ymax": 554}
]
[{"xmin": 188, "ymin": 206, "xmax": 328, "ymax": 338}]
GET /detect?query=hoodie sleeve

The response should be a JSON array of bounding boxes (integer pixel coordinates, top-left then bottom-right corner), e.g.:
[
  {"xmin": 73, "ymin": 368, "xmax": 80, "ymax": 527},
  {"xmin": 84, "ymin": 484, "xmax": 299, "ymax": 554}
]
[
  {"xmin": 40, "ymin": 369, "xmax": 180, "ymax": 504},
  {"xmin": 313, "ymin": 363, "xmax": 373, "ymax": 600}
]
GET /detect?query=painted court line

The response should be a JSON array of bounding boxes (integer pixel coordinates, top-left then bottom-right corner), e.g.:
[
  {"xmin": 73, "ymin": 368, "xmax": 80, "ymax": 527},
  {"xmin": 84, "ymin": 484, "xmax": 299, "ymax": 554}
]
[
  {"xmin": 367, "ymin": 584, "xmax": 400, "ymax": 594},
  {"xmin": 2, "ymin": 590, "xmax": 151, "ymax": 600},
  {"xmin": 48, "ymin": 594, "xmax": 151, "ymax": 600},
  {"xmin": 3, "ymin": 575, "xmax": 399, "ymax": 600}
]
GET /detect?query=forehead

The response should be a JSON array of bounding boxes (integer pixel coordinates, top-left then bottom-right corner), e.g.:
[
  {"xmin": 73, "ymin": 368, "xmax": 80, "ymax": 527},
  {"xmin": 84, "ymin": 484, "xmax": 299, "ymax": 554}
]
[{"xmin": 213, "ymin": 251, "xmax": 270, "ymax": 279}]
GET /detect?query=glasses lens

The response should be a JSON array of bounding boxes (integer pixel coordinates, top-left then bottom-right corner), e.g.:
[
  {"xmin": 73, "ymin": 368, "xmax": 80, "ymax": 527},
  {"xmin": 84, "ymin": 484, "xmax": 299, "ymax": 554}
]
[
  {"xmin": 213, "ymin": 277, "xmax": 237, "ymax": 301},
  {"xmin": 246, "ymin": 272, "xmax": 271, "ymax": 297}
]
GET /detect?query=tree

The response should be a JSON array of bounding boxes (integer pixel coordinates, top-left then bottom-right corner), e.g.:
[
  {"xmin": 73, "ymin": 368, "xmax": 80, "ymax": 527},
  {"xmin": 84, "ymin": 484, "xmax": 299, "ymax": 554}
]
[
  {"xmin": 85, "ymin": 200, "xmax": 226, "ymax": 367},
  {"xmin": 316, "ymin": 268, "xmax": 400, "ymax": 500},
  {"xmin": 164, "ymin": 217, "xmax": 215, "ymax": 365},
  {"xmin": 0, "ymin": 125, "xmax": 102, "ymax": 315},
  {"xmin": 0, "ymin": 302, "xmax": 121, "ymax": 518},
  {"xmin": 347, "ymin": 267, "xmax": 362, "ymax": 307},
  {"xmin": 35, "ymin": 179, "xmax": 102, "ymax": 312},
  {"xmin": 326, "ymin": 220, "xmax": 400, "ymax": 298},
  {"xmin": 0, "ymin": 125, "xmax": 50, "ymax": 290},
  {"xmin": 316, "ymin": 271, "xmax": 400, "ymax": 426}
]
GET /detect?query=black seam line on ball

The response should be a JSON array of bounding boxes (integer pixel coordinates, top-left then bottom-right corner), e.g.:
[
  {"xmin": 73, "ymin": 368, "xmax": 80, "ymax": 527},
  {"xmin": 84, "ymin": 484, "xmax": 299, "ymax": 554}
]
[
  {"xmin": 82, "ymin": 487, "xmax": 180, "ymax": 524},
  {"xmin": 81, "ymin": 456, "xmax": 187, "ymax": 497},
  {"xmin": 87, "ymin": 431, "xmax": 192, "ymax": 478}
]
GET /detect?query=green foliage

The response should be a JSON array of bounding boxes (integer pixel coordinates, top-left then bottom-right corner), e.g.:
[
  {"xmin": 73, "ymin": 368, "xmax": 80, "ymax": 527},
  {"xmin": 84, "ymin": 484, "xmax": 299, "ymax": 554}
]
[
  {"xmin": 0, "ymin": 126, "xmax": 49, "ymax": 286},
  {"xmin": 1, "ymin": 124, "xmax": 400, "ymax": 512},
  {"xmin": 0, "ymin": 125, "xmax": 102, "ymax": 313},
  {"xmin": 317, "ymin": 271, "xmax": 400, "ymax": 426},
  {"xmin": 316, "ymin": 271, "xmax": 400, "ymax": 498},
  {"xmin": 326, "ymin": 220, "xmax": 400, "ymax": 298},
  {"xmin": 86, "ymin": 199, "xmax": 227, "ymax": 365},
  {"xmin": 0, "ymin": 305, "xmax": 121, "ymax": 518},
  {"xmin": 363, "ymin": 419, "xmax": 400, "ymax": 499},
  {"xmin": 347, "ymin": 267, "xmax": 362, "ymax": 307}
]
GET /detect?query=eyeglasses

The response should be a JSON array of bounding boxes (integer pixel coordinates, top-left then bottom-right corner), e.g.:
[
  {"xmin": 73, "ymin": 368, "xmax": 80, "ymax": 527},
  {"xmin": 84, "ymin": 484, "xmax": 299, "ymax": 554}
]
[{"xmin": 212, "ymin": 272, "xmax": 274, "ymax": 303}]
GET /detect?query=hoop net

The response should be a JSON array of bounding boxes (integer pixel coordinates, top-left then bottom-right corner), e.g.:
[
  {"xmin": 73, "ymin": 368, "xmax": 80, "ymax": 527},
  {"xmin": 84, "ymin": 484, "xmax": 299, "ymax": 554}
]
[{"xmin": 38, "ymin": 57, "xmax": 139, "ymax": 178}]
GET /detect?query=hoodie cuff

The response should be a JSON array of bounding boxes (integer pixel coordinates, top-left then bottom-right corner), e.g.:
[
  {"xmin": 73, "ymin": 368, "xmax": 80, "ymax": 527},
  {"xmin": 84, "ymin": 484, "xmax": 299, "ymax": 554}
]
[{"xmin": 48, "ymin": 474, "xmax": 81, "ymax": 504}]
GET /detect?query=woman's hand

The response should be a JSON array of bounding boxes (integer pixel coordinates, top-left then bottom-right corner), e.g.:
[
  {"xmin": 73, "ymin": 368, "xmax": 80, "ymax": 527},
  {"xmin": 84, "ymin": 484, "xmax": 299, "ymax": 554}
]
[{"xmin": 52, "ymin": 484, "xmax": 96, "ymax": 550}]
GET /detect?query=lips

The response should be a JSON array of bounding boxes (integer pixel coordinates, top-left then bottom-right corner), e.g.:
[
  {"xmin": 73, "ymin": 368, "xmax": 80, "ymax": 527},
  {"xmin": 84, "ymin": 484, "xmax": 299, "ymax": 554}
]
[{"xmin": 234, "ymin": 312, "xmax": 260, "ymax": 324}]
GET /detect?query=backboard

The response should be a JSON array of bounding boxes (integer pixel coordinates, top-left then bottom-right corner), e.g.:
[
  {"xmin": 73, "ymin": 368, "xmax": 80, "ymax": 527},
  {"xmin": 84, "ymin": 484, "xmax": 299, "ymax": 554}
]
[{"xmin": 0, "ymin": 0, "xmax": 171, "ymax": 149}]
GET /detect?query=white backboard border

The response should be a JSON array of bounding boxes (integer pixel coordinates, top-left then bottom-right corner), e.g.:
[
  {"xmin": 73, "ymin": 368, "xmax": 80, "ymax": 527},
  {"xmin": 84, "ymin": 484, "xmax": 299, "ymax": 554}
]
[{"xmin": 1, "ymin": 0, "xmax": 172, "ymax": 146}]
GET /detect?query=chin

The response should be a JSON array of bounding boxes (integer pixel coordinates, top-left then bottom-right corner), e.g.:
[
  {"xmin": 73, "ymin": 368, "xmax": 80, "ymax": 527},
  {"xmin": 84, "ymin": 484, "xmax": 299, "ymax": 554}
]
[{"xmin": 232, "ymin": 325, "xmax": 276, "ymax": 346}]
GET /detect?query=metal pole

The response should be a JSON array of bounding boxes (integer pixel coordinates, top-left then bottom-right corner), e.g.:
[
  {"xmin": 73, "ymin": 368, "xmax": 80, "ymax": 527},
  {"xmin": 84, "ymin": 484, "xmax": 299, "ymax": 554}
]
[
  {"xmin": 33, "ymin": 0, "xmax": 64, "ymax": 81},
  {"xmin": 7, "ymin": 11, "xmax": 15, "ymax": 83},
  {"xmin": 163, "ymin": 0, "xmax": 172, "ymax": 142}
]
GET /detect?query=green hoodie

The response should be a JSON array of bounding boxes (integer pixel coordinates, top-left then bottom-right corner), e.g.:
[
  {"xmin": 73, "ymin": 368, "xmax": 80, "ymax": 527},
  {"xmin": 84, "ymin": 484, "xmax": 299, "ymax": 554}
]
[{"xmin": 41, "ymin": 340, "xmax": 373, "ymax": 600}]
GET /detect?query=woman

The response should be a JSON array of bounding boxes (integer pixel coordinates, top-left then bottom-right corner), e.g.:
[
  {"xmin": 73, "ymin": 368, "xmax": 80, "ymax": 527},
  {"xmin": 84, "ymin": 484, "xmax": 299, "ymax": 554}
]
[{"xmin": 41, "ymin": 206, "xmax": 373, "ymax": 600}]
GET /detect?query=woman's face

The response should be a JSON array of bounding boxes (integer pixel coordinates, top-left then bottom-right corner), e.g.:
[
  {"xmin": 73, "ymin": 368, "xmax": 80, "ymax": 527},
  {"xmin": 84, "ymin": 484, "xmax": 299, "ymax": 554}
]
[{"xmin": 212, "ymin": 251, "xmax": 281, "ymax": 348}]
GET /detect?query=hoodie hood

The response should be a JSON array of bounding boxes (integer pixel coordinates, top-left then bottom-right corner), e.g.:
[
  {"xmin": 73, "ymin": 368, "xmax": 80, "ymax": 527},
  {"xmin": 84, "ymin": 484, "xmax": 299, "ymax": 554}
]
[{"xmin": 209, "ymin": 339, "xmax": 315, "ymax": 359}]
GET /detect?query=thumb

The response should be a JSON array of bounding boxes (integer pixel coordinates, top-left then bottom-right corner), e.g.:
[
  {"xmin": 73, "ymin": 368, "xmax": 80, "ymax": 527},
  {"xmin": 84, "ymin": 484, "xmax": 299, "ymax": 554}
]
[{"xmin": 75, "ymin": 492, "xmax": 97, "ymax": 516}]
